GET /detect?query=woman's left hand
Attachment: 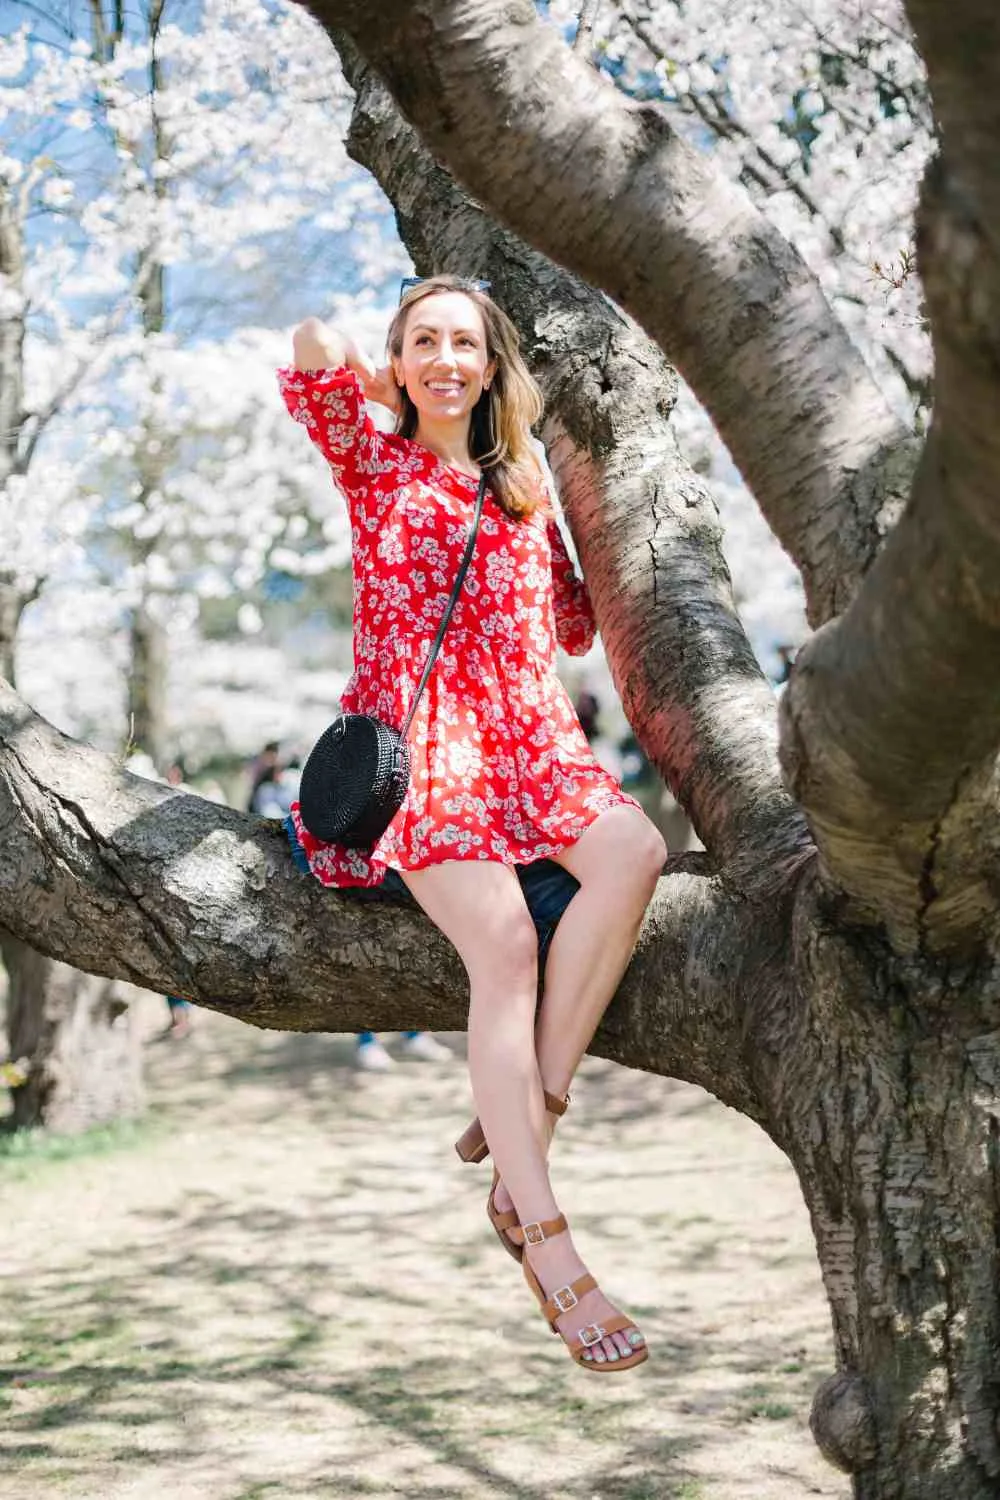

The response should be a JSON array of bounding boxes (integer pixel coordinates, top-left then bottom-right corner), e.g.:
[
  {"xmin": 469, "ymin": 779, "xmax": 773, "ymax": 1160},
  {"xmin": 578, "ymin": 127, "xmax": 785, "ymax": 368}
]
[{"xmin": 362, "ymin": 364, "xmax": 402, "ymax": 413}]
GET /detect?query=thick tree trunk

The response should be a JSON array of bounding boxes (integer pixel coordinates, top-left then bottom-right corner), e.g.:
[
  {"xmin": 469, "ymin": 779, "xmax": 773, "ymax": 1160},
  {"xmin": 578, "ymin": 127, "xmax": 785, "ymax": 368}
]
[
  {"xmin": 781, "ymin": 910, "xmax": 1000, "ymax": 1495},
  {"xmin": 0, "ymin": 932, "xmax": 142, "ymax": 1134},
  {"xmin": 1, "ymin": 593, "xmax": 143, "ymax": 1136}
]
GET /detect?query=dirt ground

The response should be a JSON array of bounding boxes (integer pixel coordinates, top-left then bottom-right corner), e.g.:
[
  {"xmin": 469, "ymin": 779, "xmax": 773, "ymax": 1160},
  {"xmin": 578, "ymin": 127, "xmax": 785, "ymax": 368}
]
[{"xmin": 1, "ymin": 1002, "xmax": 849, "ymax": 1500}]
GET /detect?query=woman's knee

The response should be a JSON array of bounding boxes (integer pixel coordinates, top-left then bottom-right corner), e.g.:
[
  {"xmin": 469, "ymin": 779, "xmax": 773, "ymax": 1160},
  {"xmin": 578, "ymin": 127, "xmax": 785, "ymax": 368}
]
[
  {"xmin": 570, "ymin": 807, "xmax": 666, "ymax": 900},
  {"xmin": 633, "ymin": 815, "xmax": 668, "ymax": 888},
  {"xmin": 465, "ymin": 907, "xmax": 539, "ymax": 991}
]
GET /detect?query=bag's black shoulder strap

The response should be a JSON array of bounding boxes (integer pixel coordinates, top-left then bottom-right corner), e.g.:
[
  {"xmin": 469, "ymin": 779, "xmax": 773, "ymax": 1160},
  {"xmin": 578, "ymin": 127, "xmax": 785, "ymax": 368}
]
[{"xmin": 399, "ymin": 471, "xmax": 488, "ymax": 738}]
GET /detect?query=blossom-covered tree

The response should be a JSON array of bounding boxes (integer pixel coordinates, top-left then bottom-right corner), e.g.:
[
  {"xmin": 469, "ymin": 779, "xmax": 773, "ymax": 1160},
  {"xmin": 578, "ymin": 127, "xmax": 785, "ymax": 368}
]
[{"xmin": 0, "ymin": 0, "xmax": 395, "ymax": 1126}]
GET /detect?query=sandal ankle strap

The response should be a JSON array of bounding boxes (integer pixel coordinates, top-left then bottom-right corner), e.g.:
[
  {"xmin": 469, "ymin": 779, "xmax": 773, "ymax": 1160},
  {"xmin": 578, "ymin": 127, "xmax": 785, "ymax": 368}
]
[
  {"xmin": 507, "ymin": 1212, "xmax": 568, "ymax": 1250},
  {"xmin": 454, "ymin": 1089, "xmax": 570, "ymax": 1164}
]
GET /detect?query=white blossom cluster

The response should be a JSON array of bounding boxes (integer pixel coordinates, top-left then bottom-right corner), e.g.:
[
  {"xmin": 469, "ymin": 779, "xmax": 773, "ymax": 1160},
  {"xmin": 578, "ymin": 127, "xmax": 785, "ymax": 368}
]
[
  {"xmin": 543, "ymin": 0, "xmax": 931, "ymax": 672},
  {"xmin": 2, "ymin": 1, "xmax": 405, "ymax": 745},
  {"xmin": 4, "ymin": 0, "xmax": 933, "ymax": 748}
]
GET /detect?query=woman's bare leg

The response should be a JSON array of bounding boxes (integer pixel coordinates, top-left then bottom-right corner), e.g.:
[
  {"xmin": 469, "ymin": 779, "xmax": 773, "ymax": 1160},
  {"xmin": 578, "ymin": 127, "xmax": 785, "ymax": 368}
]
[
  {"xmin": 399, "ymin": 859, "xmax": 559, "ymax": 1235},
  {"xmin": 536, "ymin": 805, "xmax": 666, "ymax": 1096},
  {"xmin": 491, "ymin": 807, "xmax": 665, "ymax": 1299}
]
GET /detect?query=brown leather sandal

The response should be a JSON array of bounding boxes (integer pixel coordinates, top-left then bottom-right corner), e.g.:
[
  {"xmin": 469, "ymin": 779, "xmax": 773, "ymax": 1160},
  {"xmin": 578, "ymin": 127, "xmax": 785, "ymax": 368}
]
[
  {"xmin": 454, "ymin": 1089, "xmax": 569, "ymax": 1164},
  {"xmin": 519, "ymin": 1215, "xmax": 648, "ymax": 1373}
]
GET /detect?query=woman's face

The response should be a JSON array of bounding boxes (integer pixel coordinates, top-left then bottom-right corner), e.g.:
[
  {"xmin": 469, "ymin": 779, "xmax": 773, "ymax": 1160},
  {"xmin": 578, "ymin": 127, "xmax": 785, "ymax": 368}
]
[{"xmin": 393, "ymin": 291, "xmax": 496, "ymax": 426}]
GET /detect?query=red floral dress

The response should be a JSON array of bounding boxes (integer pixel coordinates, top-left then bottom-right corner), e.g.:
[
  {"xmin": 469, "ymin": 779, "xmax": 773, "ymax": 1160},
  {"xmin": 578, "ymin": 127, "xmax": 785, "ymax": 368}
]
[{"xmin": 279, "ymin": 365, "xmax": 641, "ymax": 887}]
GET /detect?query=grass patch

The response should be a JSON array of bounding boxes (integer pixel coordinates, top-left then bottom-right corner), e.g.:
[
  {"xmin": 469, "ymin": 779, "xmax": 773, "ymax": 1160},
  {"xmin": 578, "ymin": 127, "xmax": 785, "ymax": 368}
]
[
  {"xmin": 612, "ymin": 1481, "xmax": 703, "ymax": 1500},
  {"xmin": 747, "ymin": 1399, "xmax": 795, "ymax": 1421},
  {"xmin": 0, "ymin": 1115, "xmax": 162, "ymax": 1179}
]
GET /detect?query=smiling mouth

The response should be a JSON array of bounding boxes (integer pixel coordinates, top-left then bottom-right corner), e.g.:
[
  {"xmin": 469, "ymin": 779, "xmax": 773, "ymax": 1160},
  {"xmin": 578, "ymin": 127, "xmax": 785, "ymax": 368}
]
[{"xmin": 425, "ymin": 380, "xmax": 466, "ymax": 395}]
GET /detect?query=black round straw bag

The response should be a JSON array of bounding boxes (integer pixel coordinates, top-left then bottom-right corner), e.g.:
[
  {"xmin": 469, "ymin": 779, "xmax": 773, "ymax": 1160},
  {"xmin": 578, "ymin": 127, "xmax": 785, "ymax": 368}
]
[
  {"xmin": 298, "ymin": 715, "xmax": 410, "ymax": 848},
  {"xmin": 297, "ymin": 473, "xmax": 487, "ymax": 852}
]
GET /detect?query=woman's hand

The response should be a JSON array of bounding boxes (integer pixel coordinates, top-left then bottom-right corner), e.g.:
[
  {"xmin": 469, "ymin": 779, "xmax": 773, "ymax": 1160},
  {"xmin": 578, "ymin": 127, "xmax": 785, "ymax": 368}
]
[
  {"xmin": 293, "ymin": 317, "xmax": 344, "ymax": 372},
  {"xmin": 360, "ymin": 363, "xmax": 402, "ymax": 414}
]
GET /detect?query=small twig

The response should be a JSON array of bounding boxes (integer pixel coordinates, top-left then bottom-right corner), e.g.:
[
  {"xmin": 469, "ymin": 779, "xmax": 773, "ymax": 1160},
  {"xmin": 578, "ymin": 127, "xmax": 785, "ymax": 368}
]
[
  {"xmin": 574, "ymin": 0, "xmax": 603, "ymax": 56},
  {"xmin": 871, "ymin": 246, "xmax": 917, "ymax": 295}
]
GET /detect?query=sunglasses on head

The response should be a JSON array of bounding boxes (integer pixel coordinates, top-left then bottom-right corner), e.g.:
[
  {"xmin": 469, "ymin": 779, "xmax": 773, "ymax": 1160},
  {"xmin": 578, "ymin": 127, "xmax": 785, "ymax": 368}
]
[{"xmin": 398, "ymin": 276, "xmax": 491, "ymax": 303}]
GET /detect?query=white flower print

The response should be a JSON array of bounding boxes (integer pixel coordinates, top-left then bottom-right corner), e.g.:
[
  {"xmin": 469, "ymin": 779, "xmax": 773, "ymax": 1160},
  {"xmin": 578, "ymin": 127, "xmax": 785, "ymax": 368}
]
[
  {"xmin": 377, "ymin": 525, "xmax": 406, "ymax": 566},
  {"xmin": 446, "ymin": 736, "xmax": 484, "ymax": 780},
  {"xmin": 485, "ymin": 549, "xmax": 517, "ymax": 596}
]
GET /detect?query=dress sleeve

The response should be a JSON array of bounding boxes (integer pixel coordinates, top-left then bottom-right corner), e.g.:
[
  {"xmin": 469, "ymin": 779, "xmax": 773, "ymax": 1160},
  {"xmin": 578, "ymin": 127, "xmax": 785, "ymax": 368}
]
[
  {"xmin": 277, "ymin": 365, "xmax": 385, "ymax": 514},
  {"xmin": 547, "ymin": 514, "xmax": 596, "ymax": 656}
]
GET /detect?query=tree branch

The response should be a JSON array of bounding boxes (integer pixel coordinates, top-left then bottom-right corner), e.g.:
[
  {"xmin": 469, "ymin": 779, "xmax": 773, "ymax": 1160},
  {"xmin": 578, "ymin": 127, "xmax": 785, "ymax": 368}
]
[
  {"xmin": 303, "ymin": 0, "xmax": 915, "ymax": 626},
  {"xmin": 779, "ymin": 420, "xmax": 1000, "ymax": 955},
  {"xmin": 336, "ymin": 39, "xmax": 813, "ymax": 896},
  {"xmin": 0, "ymin": 677, "xmax": 770, "ymax": 1120}
]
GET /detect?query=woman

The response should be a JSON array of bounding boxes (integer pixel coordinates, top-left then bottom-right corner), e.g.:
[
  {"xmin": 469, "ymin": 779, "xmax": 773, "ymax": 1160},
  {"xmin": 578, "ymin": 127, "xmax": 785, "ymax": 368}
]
[{"xmin": 281, "ymin": 276, "xmax": 665, "ymax": 1371}]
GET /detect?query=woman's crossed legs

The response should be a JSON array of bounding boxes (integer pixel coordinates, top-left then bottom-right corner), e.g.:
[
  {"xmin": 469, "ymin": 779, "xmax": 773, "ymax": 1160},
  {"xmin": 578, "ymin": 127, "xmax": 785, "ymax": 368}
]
[{"xmin": 401, "ymin": 805, "xmax": 665, "ymax": 1364}]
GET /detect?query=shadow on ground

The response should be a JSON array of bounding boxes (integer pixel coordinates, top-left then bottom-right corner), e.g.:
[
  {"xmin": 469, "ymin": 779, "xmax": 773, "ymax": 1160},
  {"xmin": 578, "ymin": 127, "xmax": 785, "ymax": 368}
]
[{"xmin": 0, "ymin": 1006, "xmax": 846, "ymax": 1500}]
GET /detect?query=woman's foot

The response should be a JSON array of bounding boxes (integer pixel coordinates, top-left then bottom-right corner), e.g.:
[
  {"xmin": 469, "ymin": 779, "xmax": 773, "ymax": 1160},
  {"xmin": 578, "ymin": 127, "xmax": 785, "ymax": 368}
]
[{"xmin": 522, "ymin": 1224, "xmax": 646, "ymax": 1366}]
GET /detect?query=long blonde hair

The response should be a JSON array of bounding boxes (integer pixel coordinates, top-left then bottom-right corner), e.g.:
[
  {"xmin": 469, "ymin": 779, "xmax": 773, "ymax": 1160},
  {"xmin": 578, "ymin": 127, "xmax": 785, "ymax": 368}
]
[{"xmin": 387, "ymin": 276, "xmax": 545, "ymax": 521}]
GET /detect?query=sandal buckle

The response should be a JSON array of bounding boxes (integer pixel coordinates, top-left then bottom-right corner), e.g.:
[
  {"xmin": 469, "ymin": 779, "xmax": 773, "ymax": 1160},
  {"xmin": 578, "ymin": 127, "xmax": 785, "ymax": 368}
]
[
  {"xmin": 579, "ymin": 1323, "xmax": 606, "ymax": 1348},
  {"xmin": 522, "ymin": 1222, "xmax": 546, "ymax": 1246},
  {"xmin": 552, "ymin": 1285, "xmax": 578, "ymax": 1313}
]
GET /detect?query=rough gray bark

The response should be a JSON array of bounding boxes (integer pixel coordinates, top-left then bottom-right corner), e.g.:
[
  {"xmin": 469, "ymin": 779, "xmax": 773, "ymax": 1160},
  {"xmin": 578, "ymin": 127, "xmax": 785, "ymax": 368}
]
[
  {"xmin": 305, "ymin": 0, "xmax": 917, "ymax": 630},
  {"xmin": 0, "ymin": 932, "xmax": 142, "ymax": 1134}
]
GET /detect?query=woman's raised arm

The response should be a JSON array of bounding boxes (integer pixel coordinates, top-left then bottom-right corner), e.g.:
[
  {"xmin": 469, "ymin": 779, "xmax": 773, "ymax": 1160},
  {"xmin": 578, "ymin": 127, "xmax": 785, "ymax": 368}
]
[{"xmin": 292, "ymin": 318, "xmax": 356, "ymax": 374}]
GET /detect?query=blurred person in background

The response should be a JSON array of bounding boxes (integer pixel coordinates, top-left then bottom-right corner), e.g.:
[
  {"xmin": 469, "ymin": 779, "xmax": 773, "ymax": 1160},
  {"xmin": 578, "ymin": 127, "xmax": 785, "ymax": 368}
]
[
  {"xmin": 355, "ymin": 1029, "xmax": 453, "ymax": 1069},
  {"xmin": 246, "ymin": 740, "xmax": 281, "ymax": 813},
  {"xmin": 574, "ymin": 688, "xmax": 624, "ymax": 782}
]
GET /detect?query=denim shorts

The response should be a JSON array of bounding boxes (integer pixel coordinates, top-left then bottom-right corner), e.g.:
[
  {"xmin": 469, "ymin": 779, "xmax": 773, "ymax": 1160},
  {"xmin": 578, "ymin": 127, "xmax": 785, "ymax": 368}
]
[{"xmin": 284, "ymin": 815, "xmax": 579, "ymax": 969}]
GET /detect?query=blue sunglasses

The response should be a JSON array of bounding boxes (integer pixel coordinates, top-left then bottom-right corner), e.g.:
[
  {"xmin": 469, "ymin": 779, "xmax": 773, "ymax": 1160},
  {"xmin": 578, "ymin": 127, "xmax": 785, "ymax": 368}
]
[{"xmin": 399, "ymin": 276, "xmax": 491, "ymax": 302}]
